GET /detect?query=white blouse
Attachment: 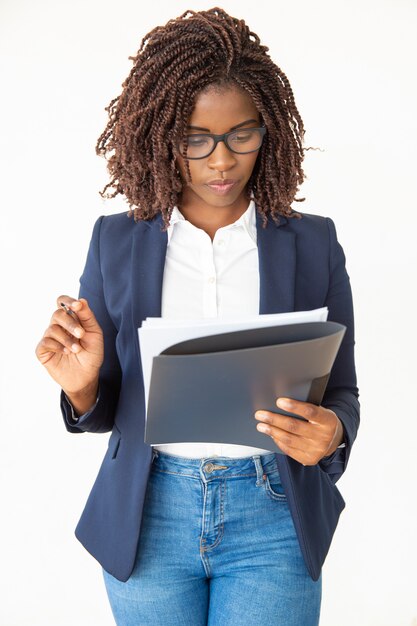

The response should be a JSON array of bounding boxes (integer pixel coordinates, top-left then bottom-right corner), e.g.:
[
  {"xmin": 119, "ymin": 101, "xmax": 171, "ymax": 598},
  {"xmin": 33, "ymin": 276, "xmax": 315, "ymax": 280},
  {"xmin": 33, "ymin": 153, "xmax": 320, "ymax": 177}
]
[{"xmin": 154, "ymin": 198, "xmax": 271, "ymax": 458}]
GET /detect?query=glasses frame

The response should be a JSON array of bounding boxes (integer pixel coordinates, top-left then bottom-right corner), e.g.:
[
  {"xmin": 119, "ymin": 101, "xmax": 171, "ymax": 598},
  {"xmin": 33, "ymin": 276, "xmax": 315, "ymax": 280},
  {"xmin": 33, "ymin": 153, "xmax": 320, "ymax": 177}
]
[{"xmin": 180, "ymin": 126, "xmax": 267, "ymax": 160}]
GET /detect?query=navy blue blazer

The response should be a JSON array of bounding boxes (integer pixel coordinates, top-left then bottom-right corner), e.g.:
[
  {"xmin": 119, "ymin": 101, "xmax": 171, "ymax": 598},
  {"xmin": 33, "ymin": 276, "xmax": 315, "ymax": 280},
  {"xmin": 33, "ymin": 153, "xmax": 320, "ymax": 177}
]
[{"xmin": 60, "ymin": 208, "xmax": 360, "ymax": 582}]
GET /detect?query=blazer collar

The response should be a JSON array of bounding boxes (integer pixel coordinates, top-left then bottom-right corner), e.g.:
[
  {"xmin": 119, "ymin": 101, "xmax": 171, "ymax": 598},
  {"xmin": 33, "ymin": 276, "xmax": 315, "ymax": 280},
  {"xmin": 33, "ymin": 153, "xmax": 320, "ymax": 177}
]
[{"xmin": 131, "ymin": 208, "xmax": 296, "ymax": 327}]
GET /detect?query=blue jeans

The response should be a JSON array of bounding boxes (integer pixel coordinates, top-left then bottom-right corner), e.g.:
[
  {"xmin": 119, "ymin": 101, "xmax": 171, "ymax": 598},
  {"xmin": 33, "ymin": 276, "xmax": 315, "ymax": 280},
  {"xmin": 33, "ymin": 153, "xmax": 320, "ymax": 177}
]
[{"xmin": 102, "ymin": 449, "xmax": 322, "ymax": 625}]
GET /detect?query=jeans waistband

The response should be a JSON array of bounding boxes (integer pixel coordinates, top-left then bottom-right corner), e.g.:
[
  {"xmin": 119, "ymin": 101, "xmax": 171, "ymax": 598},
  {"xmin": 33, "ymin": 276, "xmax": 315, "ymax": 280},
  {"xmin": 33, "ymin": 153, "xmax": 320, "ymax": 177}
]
[{"xmin": 151, "ymin": 449, "xmax": 279, "ymax": 485}]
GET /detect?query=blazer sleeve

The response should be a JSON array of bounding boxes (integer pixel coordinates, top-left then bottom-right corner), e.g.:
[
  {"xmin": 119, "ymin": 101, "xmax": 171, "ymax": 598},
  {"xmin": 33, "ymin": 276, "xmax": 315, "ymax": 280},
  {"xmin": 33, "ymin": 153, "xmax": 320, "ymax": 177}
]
[
  {"xmin": 318, "ymin": 217, "xmax": 360, "ymax": 482},
  {"xmin": 60, "ymin": 215, "xmax": 122, "ymax": 434}
]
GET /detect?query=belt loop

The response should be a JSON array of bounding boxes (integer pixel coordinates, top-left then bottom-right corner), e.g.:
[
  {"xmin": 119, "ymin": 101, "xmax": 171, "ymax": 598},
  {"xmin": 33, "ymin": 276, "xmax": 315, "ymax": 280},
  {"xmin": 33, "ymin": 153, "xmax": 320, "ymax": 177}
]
[
  {"xmin": 151, "ymin": 447, "xmax": 158, "ymax": 463},
  {"xmin": 252, "ymin": 455, "xmax": 266, "ymax": 486}
]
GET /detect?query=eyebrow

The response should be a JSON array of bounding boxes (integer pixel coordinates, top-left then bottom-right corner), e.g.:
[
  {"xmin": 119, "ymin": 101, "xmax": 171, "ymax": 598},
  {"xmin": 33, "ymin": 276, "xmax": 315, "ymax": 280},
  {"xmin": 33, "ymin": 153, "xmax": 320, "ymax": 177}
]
[{"xmin": 187, "ymin": 118, "xmax": 258, "ymax": 132}]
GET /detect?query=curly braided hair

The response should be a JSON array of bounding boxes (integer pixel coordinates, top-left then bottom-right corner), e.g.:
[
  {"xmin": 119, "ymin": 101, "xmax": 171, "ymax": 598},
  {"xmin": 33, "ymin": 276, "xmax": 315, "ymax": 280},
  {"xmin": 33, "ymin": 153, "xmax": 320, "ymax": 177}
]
[{"xmin": 96, "ymin": 7, "xmax": 308, "ymax": 229}]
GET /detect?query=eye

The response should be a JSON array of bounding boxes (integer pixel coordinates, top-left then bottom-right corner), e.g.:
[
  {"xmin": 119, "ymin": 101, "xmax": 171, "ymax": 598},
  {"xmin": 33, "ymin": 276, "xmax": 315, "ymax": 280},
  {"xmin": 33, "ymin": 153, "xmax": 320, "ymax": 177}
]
[
  {"xmin": 187, "ymin": 135, "xmax": 211, "ymax": 147},
  {"xmin": 230, "ymin": 130, "xmax": 254, "ymax": 143}
]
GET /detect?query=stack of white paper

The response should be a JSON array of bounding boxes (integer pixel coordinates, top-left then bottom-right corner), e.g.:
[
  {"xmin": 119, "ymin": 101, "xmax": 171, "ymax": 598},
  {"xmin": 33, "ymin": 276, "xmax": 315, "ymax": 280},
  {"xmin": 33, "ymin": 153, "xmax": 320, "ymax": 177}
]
[{"xmin": 138, "ymin": 307, "xmax": 328, "ymax": 412}]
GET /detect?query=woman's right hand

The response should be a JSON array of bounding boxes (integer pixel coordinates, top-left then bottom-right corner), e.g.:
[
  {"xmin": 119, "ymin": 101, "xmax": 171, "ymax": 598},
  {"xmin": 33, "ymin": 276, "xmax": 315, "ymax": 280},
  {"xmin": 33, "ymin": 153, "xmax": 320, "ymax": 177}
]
[{"xmin": 35, "ymin": 296, "xmax": 104, "ymax": 397}]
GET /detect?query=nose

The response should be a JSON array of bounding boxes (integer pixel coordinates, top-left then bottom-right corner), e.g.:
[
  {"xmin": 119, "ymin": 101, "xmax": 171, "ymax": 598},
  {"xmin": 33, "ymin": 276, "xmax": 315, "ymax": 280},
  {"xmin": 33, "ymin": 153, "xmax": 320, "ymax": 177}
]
[{"xmin": 207, "ymin": 140, "xmax": 236, "ymax": 172}]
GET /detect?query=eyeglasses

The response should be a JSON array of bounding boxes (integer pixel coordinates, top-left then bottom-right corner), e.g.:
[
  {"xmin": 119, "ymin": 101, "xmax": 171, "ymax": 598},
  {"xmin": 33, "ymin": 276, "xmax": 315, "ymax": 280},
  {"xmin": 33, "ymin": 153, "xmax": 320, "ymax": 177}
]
[{"xmin": 179, "ymin": 126, "xmax": 266, "ymax": 160}]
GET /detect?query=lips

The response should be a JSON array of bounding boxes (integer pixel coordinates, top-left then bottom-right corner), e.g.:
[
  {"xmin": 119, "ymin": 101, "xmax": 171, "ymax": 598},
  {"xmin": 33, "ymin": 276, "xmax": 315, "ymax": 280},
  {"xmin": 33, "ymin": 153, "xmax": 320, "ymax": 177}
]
[{"xmin": 206, "ymin": 179, "xmax": 238, "ymax": 195}]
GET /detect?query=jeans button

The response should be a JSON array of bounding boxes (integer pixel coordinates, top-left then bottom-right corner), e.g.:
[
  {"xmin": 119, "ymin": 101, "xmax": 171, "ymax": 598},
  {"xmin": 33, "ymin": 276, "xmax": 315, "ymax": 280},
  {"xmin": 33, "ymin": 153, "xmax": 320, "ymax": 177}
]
[{"xmin": 204, "ymin": 463, "xmax": 214, "ymax": 473}]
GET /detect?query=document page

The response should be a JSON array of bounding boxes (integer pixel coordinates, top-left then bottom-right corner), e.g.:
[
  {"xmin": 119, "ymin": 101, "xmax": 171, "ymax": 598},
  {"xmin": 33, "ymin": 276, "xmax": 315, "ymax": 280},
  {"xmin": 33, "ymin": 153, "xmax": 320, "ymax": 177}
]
[{"xmin": 138, "ymin": 307, "xmax": 328, "ymax": 412}]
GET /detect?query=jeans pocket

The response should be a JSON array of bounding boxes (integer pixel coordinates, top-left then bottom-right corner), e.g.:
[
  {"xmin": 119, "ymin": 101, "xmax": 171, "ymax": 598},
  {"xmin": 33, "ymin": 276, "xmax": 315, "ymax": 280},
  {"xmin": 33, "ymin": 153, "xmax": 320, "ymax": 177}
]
[{"xmin": 263, "ymin": 467, "xmax": 287, "ymax": 502}]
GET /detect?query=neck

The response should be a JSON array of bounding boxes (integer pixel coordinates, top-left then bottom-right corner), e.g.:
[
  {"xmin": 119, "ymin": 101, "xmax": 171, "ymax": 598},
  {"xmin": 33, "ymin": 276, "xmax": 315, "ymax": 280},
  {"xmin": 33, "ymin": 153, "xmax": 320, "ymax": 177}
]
[{"xmin": 178, "ymin": 196, "xmax": 251, "ymax": 241}]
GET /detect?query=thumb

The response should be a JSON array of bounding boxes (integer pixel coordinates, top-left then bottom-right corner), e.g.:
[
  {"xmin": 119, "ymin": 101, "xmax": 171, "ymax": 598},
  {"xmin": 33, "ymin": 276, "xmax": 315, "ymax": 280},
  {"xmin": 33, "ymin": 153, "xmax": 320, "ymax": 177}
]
[{"xmin": 71, "ymin": 298, "xmax": 101, "ymax": 332}]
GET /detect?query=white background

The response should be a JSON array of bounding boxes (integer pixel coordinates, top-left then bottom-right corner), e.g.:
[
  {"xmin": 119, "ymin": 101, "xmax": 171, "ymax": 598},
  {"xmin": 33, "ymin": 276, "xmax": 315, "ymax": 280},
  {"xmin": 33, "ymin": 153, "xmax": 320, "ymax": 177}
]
[{"xmin": 1, "ymin": 1, "xmax": 416, "ymax": 624}]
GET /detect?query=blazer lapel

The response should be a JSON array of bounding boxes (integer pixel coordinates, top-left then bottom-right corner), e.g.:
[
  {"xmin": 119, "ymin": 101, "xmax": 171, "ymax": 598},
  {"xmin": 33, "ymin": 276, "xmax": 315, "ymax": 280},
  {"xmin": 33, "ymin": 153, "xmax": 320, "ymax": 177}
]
[
  {"xmin": 256, "ymin": 211, "xmax": 296, "ymax": 314},
  {"xmin": 130, "ymin": 214, "xmax": 167, "ymax": 328}
]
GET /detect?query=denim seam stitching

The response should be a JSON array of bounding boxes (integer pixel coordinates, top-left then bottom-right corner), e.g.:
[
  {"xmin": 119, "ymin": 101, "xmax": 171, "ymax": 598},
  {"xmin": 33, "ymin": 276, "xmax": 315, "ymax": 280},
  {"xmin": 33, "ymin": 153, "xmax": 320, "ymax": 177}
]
[
  {"xmin": 264, "ymin": 475, "xmax": 287, "ymax": 501},
  {"xmin": 203, "ymin": 479, "xmax": 225, "ymax": 552}
]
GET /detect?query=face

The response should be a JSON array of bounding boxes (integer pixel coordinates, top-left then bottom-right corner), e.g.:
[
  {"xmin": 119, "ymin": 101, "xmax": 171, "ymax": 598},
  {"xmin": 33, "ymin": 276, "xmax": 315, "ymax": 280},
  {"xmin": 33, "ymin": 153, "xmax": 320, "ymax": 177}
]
[{"xmin": 175, "ymin": 85, "xmax": 262, "ymax": 216}]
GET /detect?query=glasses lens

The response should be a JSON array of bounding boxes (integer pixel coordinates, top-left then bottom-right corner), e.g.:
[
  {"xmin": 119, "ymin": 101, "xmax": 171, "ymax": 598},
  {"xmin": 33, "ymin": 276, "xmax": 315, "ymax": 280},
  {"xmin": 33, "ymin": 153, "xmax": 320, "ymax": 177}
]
[
  {"xmin": 181, "ymin": 128, "xmax": 264, "ymax": 159},
  {"xmin": 227, "ymin": 128, "xmax": 264, "ymax": 154},
  {"xmin": 184, "ymin": 135, "xmax": 215, "ymax": 159}
]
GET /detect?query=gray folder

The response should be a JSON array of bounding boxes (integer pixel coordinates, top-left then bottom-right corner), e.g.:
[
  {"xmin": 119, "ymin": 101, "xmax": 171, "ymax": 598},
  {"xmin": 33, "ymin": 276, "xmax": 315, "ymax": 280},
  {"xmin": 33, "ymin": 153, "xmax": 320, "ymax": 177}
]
[{"xmin": 144, "ymin": 321, "xmax": 346, "ymax": 453}]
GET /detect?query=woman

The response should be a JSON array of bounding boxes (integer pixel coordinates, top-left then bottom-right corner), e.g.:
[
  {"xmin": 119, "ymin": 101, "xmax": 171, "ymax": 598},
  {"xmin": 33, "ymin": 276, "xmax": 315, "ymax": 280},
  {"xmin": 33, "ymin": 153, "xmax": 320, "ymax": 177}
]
[{"xmin": 35, "ymin": 7, "xmax": 359, "ymax": 625}]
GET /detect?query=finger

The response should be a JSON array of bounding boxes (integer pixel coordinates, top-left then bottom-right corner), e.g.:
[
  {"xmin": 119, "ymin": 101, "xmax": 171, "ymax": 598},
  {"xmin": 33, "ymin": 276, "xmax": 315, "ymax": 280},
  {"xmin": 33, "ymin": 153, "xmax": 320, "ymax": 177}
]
[
  {"xmin": 256, "ymin": 420, "xmax": 331, "ymax": 464},
  {"xmin": 46, "ymin": 324, "xmax": 82, "ymax": 353},
  {"xmin": 50, "ymin": 308, "xmax": 84, "ymax": 339},
  {"xmin": 56, "ymin": 295, "xmax": 82, "ymax": 324},
  {"xmin": 56, "ymin": 294, "xmax": 82, "ymax": 311},
  {"xmin": 59, "ymin": 297, "xmax": 101, "ymax": 333},
  {"xmin": 276, "ymin": 398, "xmax": 323, "ymax": 424},
  {"xmin": 59, "ymin": 301, "xmax": 79, "ymax": 322},
  {"xmin": 256, "ymin": 421, "xmax": 314, "ymax": 451},
  {"xmin": 258, "ymin": 426, "xmax": 322, "ymax": 466},
  {"xmin": 255, "ymin": 410, "xmax": 315, "ymax": 439},
  {"xmin": 274, "ymin": 440, "xmax": 319, "ymax": 466},
  {"xmin": 35, "ymin": 336, "xmax": 67, "ymax": 363}
]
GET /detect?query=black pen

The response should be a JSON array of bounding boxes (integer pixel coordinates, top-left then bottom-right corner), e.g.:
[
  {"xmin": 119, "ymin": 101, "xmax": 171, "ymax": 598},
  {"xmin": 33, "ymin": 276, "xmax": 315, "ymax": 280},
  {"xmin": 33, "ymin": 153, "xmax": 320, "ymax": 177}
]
[
  {"xmin": 60, "ymin": 301, "xmax": 77, "ymax": 318},
  {"xmin": 60, "ymin": 302, "xmax": 83, "ymax": 345}
]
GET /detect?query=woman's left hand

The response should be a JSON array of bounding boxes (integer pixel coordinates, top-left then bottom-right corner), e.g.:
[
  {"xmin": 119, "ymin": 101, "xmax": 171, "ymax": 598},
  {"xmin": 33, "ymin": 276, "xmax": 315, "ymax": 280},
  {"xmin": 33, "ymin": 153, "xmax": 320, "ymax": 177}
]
[{"xmin": 254, "ymin": 398, "xmax": 345, "ymax": 466}]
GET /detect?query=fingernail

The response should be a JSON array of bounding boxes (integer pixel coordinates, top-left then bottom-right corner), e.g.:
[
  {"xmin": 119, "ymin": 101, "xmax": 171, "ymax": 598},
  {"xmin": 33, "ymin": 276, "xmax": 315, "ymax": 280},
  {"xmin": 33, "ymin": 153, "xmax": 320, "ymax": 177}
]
[
  {"xmin": 73, "ymin": 327, "xmax": 82, "ymax": 337},
  {"xmin": 255, "ymin": 412, "xmax": 271, "ymax": 423},
  {"xmin": 277, "ymin": 398, "xmax": 292, "ymax": 409},
  {"xmin": 257, "ymin": 423, "xmax": 270, "ymax": 434},
  {"xmin": 71, "ymin": 343, "xmax": 80, "ymax": 352}
]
